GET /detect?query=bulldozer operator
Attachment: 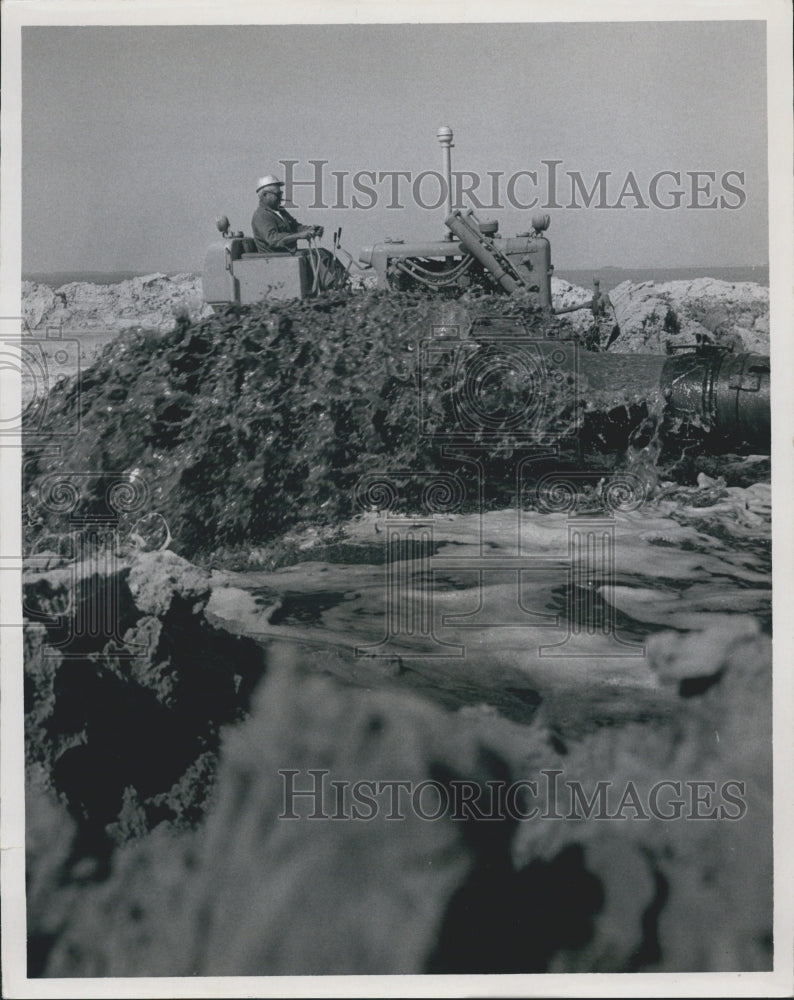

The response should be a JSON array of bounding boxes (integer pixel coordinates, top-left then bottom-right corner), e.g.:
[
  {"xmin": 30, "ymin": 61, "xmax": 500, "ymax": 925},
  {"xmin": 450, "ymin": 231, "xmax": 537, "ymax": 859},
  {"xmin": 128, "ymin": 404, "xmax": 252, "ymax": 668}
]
[{"xmin": 252, "ymin": 175, "xmax": 348, "ymax": 292}]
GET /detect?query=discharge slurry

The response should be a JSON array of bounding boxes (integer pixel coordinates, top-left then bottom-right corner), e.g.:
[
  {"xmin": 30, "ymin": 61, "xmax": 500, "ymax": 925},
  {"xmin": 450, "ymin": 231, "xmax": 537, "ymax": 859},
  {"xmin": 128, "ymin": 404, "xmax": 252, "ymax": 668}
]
[
  {"xmin": 21, "ymin": 288, "xmax": 770, "ymax": 677},
  {"xmin": 206, "ymin": 479, "xmax": 771, "ymax": 734}
]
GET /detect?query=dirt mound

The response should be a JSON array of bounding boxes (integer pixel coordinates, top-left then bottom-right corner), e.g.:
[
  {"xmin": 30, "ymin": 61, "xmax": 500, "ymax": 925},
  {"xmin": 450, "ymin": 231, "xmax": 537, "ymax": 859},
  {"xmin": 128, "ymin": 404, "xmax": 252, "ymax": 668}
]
[
  {"xmin": 21, "ymin": 273, "xmax": 769, "ymax": 355},
  {"xmin": 23, "ymin": 290, "xmax": 586, "ymax": 563},
  {"xmin": 23, "ymin": 549, "xmax": 267, "ymax": 853},
  {"xmin": 19, "ymin": 275, "xmax": 217, "ymax": 409},
  {"xmin": 22, "ymin": 280, "xmax": 771, "ymax": 566},
  {"xmin": 22, "ymin": 273, "xmax": 214, "ymax": 334},
  {"xmin": 21, "ymin": 273, "xmax": 593, "ymax": 332},
  {"xmin": 607, "ymin": 277, "xmax": 769, "ymax": 354}
]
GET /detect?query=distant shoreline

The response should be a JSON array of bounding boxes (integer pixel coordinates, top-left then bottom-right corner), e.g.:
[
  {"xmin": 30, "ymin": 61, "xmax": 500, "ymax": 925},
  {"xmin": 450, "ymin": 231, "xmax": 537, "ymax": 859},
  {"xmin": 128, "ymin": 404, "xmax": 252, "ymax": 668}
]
[
  {"xmin": 23, "ymin": 265, "xmax": 770, "ymax": 293},
  {"xmin": 22, "ymin": 270, "xmax": 199, "ymax": 287},
  {"xmin": 554, "ymin": 266, "xmax": 769, "ymax": 291}
]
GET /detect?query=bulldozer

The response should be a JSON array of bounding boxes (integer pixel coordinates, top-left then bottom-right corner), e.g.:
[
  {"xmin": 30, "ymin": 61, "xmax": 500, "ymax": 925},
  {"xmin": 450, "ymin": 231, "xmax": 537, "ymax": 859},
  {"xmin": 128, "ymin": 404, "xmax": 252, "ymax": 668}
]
[
  {"xmin": 201, "ymin": 126, "xmax": 604, "ymax": 318},
  {"xmin": 200, "ymin": 128, "xmax": 769, "ymax": 457}
]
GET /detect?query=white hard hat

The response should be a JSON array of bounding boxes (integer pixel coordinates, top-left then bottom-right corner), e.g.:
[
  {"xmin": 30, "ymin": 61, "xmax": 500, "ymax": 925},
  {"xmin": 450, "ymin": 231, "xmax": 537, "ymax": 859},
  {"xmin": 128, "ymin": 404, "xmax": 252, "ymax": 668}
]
[{"xmin": 256, "ymin": 174, "xmax": 284, "ymax": 193}]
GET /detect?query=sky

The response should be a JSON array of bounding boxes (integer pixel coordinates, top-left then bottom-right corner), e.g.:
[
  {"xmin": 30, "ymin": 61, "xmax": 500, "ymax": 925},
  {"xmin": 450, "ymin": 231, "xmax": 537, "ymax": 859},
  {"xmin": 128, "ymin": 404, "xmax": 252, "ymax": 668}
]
[{"xmin": 20, "ymin": 19, "xmax": 769, "ymax": 273}]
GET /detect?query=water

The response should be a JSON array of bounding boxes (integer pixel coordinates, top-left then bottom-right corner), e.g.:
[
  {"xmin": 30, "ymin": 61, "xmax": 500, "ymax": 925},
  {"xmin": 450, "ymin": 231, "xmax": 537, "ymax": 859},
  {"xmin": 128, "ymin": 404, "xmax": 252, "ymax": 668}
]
[
  {"xmin": 555, "ymin": 265, "xmax": 769, "ymax": 292},
  {"xmin": 22, "ymin": 271, "xmax": 189, "ymax": 286},
  {"xmin": 208, "ymin": 481, "xmax": 772, "ymax": 731}
]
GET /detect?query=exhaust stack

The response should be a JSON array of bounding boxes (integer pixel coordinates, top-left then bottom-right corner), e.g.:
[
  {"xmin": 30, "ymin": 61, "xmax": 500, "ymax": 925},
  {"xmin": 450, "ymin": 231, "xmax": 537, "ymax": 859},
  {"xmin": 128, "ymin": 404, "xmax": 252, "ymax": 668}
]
[{"xmin": 437, "ymin": 126, "xmax": 454, "ymax": 237}]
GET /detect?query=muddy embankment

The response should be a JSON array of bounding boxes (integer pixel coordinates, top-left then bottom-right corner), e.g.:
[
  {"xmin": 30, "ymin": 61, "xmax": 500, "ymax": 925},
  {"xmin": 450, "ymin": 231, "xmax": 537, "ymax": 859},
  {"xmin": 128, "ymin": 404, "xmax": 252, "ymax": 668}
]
[
  {"xmin": 21, "ymin": 274, "xmax": 773, "ymax": 975},
  {"xmin": 22, "ymin": 271, "xmax": 770, "ymax": 351}
]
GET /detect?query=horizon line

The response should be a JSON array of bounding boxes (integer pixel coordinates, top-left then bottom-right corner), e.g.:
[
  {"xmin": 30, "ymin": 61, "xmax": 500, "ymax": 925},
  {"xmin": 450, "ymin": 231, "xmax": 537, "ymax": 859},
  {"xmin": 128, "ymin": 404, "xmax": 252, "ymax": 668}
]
[{"xmin": 22, "ymin": 263, "xmax": 771, "ymax": 278}]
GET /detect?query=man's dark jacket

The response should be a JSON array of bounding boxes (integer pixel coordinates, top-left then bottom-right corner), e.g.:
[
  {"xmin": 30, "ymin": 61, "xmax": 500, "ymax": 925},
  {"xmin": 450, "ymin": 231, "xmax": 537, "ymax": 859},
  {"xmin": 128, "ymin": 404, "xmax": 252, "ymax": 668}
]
[{"xmin": 251, "ymin": 203, "xmax": 301, "ymax": 252}]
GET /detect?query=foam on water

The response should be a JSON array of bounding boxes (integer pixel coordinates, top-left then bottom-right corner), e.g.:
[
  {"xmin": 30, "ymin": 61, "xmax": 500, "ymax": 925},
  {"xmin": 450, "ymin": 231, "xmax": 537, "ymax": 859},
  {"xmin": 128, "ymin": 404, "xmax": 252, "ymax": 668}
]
[{"xmin": 208, "ymin": 476, "xmax": 771, "ymax": 731}]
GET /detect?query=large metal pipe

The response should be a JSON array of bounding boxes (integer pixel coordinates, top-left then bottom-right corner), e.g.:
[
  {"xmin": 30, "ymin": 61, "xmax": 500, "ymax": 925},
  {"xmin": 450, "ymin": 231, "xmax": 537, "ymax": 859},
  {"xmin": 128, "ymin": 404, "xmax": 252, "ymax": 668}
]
[
  {"xmin": 574, "ymin": 349, "xmax": 770, "ymax": 453},
  {"xmin": 445, "ymin": 210, "xmax": 523, "ymax": 294},
  {"xmin": 452, "ymin": 335, "xmax": 770, "ymax": 454},
  {"xmin": 576, "ymin": 348, "xmax": 771, "ymax": 455},
  {"xmin": 659, "ymin": 349, "xmax": 770, "ymax": 453}
]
